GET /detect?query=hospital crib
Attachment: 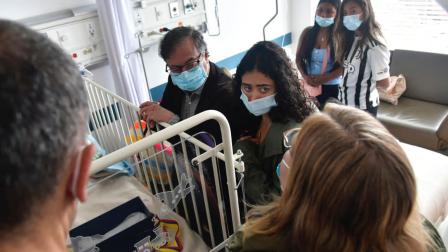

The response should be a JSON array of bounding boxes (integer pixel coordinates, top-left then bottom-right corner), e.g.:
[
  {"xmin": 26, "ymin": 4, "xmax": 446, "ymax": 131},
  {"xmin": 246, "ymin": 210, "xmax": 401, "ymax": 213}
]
[{"xmin": 83, "ymin": 78, "xmax": 246, "ymax": 251}]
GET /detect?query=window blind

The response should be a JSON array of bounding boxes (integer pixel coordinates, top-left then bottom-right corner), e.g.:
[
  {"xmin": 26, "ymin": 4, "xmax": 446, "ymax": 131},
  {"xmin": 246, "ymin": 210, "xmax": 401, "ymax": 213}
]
[{"xmin": 372, "ymin": 0, "xmax": 448, "ymax": 54}]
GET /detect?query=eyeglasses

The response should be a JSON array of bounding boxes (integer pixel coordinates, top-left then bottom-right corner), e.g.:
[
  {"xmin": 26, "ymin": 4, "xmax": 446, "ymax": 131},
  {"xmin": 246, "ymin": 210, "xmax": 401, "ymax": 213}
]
[
  {"xmin": 283, "ymin": 128, "xmax": 301, "ymax": 149},
  {"xmin": 165, "ymin": 53, "xmax": 202, "ymax": 74}
]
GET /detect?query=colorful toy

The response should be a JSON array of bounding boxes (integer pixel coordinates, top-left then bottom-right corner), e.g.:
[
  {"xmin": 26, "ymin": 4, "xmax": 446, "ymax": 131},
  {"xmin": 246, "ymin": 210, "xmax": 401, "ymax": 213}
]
[
  {"xmin": 124, "ymin": 120, "xmax": 175, "ymax": 184},
  {"xmin": 145, "ymin": 142, "xmax": 174, "ymax": 185},
  {"xmin": 133, "ymin": 216, "xmax": 183, "ymax": 252},
  {"xmin": 125, "ymin": 120, "xmax": 147, "ymax": 144}
]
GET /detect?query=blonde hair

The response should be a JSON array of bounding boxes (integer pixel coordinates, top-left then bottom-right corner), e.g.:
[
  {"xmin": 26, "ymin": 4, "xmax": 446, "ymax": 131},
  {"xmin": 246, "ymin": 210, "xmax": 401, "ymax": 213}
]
[
  {"xmin": 244, "ymin": 103, "xmax": 431, "ymax": 251},
  {"xmin": 334, "ymin": 0, "xmax": 385, "ymax": 63}
]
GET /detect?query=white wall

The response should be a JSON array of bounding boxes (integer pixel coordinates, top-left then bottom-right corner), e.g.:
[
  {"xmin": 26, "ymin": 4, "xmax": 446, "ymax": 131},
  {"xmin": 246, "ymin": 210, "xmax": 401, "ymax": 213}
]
[
  {"xmin": 142, "ymin": 0, "xmax": 294, "ymax": 92},
  {"xmin": 208, "ymin": 0, "xmax": 291, "ymax": 62},
  {"xmin": 0, "ymin": 0, "xmax": 312, "ymax": 99},
  {"xmin": 290, "ymin": 0, "xmax": 317, "ymax": 57},
  {"xmin": 0, "ymin": 0, "xmax": 116, "ymax": 92},
  {"xmin": 0, "ymin": 0, "xmax": 95, "ymax": 20}
]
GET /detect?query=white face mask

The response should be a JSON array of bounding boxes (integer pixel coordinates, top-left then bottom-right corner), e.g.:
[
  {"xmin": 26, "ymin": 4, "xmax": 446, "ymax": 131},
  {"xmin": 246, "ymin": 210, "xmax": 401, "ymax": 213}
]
[
  {"xmin": 240, "ymin": 92, "xmax": 278, "ymax": 116},
  {"xmin": 343, "ymin": 14, "xmax": 363, "ymax": 31},
  {"xmin": 170, "ymin": 63, "xmax": 208, "ymax": 92},
  {"xmin": 315, "ymin": 15, "xmax": 335, "ymax": 27}
]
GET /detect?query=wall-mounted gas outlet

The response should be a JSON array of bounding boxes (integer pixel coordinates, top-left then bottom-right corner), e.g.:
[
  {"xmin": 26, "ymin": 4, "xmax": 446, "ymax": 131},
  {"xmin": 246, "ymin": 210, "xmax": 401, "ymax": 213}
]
[
  {"xmin": 183, "ymin": 0, "xmax": 194, "ymax": 14},
  {"xmin": 135, "ymin": 10, "xmax": 143, "ymax": 25},
  {"xmin": 169, "ymin": 2, "xmax": 180, "ymax": 18},
  {"xmin": 88, "ymin": 23, "xmax": 95, "ymax": 38}
]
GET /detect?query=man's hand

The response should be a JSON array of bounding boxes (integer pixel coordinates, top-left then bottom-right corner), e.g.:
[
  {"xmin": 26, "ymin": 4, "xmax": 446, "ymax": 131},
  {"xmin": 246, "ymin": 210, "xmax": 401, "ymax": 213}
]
[{"xmin": 139, "ymin": 101, "xmax": 175, "ymax": 123}]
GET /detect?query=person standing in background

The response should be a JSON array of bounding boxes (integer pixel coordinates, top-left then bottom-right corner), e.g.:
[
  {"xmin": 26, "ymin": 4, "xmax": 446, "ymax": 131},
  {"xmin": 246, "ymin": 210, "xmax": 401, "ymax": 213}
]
[
  {"xmin": 296, "ymin": 0, "xmax": 343, "ymax": 109},
  {"xmin": 334, "ymin": 0, "xmax": 391, "ymax": 116}
]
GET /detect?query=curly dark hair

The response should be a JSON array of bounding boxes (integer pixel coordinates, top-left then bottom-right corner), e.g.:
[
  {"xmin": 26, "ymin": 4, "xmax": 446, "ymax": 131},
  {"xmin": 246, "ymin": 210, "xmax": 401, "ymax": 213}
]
[{"xmin": 234, "ymin": 41, "xmax": 314, "ymax": 123}]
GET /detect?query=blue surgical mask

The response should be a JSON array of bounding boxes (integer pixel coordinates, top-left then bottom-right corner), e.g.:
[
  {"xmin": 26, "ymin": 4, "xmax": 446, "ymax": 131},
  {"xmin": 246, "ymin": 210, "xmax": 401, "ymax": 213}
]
[
  {"xmin": 277, "ymin": 157, "xmax": 290, "ymax": 191},
  {"xmin": 276, "ymin": 163, "xmax": 282, "ymax": 178},
  {"xmin": 315, "ymin": 15, "xmax": 334, "ymax": 27},
  {"xmin": 240, "ymin": 92, "xmax": 277, "ymax": 116},
  {"xmin": 170, "ymin": 64, "xmax": 208, "ymax": 92},
  {"xmin": 343, "ymin": 14, "xmax": 363, "ymax": 31}
]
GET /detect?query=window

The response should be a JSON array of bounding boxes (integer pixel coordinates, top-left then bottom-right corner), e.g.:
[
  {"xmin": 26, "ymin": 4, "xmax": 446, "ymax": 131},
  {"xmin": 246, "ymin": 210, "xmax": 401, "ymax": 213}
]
[{"xmin": 372, "ymin": 0, "xmax": 448, "ymax": 54}]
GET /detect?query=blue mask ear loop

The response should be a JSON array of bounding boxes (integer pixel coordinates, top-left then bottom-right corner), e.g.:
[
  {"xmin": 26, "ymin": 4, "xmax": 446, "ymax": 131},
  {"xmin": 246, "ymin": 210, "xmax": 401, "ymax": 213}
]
[
  {"xmin": 276, "ymin": 158, "xmax": 291, "ymax": 178},
  {"xmin": 276, "ymin": 163, "xmax": 281, "ymax": 178}
]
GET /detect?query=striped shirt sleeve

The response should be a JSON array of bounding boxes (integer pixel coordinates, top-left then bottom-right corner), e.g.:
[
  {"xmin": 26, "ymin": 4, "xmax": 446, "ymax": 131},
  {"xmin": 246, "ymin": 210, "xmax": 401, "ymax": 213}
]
[{"xmin": 368, "ymin": 44, "xmax": 390, "ymax": 81}]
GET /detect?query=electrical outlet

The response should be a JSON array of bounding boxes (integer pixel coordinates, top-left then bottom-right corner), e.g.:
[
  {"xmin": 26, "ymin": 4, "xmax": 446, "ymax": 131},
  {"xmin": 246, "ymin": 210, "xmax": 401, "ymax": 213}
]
[
  {"xmin": 169, "ymin": 2, "xmax": 180, "ymax": 18},
  {"xmin": 135, "ymin": 10, "xmax": 143, "ymax": 25},
  {"xmin": 88, "ymin": 23, "xmax": 95, "ymax": 38}
]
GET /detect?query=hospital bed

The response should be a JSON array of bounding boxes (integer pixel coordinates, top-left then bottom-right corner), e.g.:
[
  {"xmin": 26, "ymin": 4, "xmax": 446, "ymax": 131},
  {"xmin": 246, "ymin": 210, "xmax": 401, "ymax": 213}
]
[
  {"xmin": 74, "ymin": 78, "xmax": 245, "ymax": 251},
  {"xmin": 75, "ymin": 78, "xmax": 448, "ymax": 251}
]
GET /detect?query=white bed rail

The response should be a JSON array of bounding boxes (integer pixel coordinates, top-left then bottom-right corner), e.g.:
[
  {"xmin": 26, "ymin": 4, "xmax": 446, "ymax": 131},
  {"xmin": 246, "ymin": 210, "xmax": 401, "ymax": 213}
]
[
  {"xmin": 84, "ymin": 78, "xmax": 244, "ymax": 250},
  {"xmin": 90, "ymin": 110, "xmax": 241, "ymax": 229},
  {"xmin": 84, "ymin": 78, "xmax": 144, "ymax": 153}
]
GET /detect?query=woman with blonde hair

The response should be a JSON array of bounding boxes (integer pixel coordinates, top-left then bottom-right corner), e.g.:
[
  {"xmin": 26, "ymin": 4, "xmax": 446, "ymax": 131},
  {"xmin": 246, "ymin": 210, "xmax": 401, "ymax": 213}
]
[{"xmin": 228, "ymin": 103, "xmax": 445, "ymax": 251}]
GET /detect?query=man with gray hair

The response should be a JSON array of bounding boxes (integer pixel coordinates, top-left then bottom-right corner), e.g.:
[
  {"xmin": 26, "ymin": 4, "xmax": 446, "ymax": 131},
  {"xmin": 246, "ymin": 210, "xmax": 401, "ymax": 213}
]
[
  {"xmin": 139, "ymin": 27, "xmax": 256, "ymax": 245},
  {"xmin": 139, "ymin": 26, "xmax": 254, "ymax": 143},
  {"xmin": 0, "ymin": 20, "xmax": 94, "ymax": 251}
]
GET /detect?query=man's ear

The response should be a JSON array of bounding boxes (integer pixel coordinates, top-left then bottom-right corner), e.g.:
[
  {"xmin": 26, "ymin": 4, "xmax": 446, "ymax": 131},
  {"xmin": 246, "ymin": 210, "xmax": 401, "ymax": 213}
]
[
  {"xmin": 70, "ymin": 144, "xmax": 95, "ymax": 202},
  {"xmin": 204, "ymin": 50, "xmax": 210, "ymax": 61}
]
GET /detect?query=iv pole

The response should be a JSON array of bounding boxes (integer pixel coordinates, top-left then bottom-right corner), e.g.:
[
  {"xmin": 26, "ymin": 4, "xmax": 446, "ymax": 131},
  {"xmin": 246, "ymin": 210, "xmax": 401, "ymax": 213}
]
[{"xmin": 263, "ymin": 0, "xmax": 279, "ymax": 41}]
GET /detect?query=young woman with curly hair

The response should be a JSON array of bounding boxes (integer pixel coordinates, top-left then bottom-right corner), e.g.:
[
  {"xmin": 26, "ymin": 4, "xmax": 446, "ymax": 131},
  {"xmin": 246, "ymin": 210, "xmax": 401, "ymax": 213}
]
[{"xmin": 233, "ymin": 41, "xmax": 315, "ymax": 205}]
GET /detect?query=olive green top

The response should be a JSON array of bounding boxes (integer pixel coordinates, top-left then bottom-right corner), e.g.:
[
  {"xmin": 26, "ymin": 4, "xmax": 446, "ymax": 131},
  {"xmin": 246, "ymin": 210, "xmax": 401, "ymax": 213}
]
[{"xmin": 234, "ymin": 119, "xmax": 299, "ymax": 205}]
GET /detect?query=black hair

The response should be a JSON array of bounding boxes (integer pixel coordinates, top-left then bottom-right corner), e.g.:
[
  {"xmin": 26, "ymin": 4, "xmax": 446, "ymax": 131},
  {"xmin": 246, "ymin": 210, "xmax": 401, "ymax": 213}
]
[
  {"xmin": 159, "ymin": 26, "xmax": 207, "ymax": 61},
  {"xmin": 298, "ymin": 0, "xmax": 341, "ymax": 73},
  {"xmin": 0, "ymin": 20, "xmax": 88, "ymax": 235},
  {"xmin": 234, "ymin": 41, "xmax": 314, "ymax": 123}
]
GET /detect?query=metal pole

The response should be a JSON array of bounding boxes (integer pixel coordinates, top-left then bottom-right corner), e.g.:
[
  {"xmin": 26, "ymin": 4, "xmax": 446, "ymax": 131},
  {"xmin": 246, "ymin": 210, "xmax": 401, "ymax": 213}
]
[
  {"xmin": 263, "ymin": 0, "xmax": 279, "ymax": 41},
  {"xmin": 137, "ymin": 32, "xmax": 153, "ymax": 101}
]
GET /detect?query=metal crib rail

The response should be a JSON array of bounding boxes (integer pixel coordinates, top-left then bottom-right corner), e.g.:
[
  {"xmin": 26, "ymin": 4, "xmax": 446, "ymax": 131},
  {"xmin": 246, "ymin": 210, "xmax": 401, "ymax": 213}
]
[
  {"xmin": 84, "ymin": 78, "xmax": 243, "ymax": 250},
  {"xmin": 89, "ymin": 110, "xmax": 240, "ymax": 226}
]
